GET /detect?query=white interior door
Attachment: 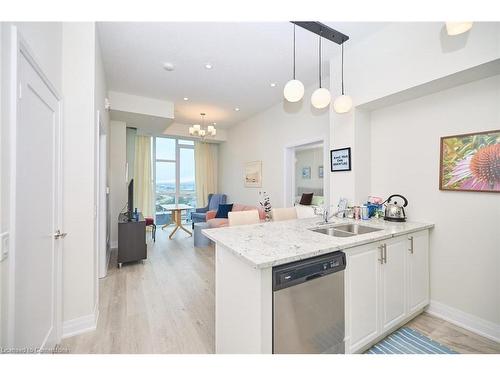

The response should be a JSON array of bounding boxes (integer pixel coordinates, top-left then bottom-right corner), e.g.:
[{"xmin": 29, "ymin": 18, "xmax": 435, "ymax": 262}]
[{"xmin": 13, "ymin": 46, "xmax": 62, "ymax": 349}]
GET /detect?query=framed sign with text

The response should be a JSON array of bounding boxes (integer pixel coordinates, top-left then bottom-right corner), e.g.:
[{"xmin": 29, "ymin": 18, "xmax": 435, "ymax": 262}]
[{"xmin": 330, "ymin": 147, "xmax": 351, "ymax": 172}]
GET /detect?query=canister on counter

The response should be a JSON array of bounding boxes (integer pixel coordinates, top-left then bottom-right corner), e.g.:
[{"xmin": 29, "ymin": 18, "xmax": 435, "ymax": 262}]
[{"xmin": 361, "ymin": 205, "xmax": 370, "ymax": 220}]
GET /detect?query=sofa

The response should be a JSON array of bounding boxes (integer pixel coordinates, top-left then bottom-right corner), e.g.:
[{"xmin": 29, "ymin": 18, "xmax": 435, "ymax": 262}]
[
  {"xmin": 206, "ymin": 203, "xmax": 266, "ymax": 228},
  {"xmin": 191, "ymin": 193, "xmax": 227, "ymax": 228}
]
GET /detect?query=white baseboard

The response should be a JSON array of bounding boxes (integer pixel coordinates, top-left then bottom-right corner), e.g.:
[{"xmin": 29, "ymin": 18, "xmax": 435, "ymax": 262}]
[
  {"xmin": 426, "ymin": 300, "xmax": 500, "ymax": 343},
  {"xmin": 62, "ymin": 305, "xmax": 99, "ymax": 339}
]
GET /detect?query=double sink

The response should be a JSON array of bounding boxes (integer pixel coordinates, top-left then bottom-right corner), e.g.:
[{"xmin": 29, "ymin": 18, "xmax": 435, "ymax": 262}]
[{"xmin": 311, "ymin": 223, "xmax": 383, "ymax": 237}]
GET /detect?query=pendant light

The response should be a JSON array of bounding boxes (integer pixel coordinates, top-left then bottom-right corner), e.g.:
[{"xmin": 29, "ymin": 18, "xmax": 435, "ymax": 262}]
[
  {"xmin": 311, "ymin": 33, "xmax": 331, "ymax": 109},
  {"xmin": 445, "ymin": 22, "xmax": 473, "ymax": 36},
  {"xmin": 189, "ymin": 113, "xmax": 216, "ymax": 140},
  {"xmin": 283, "ymin": 24, "xmax": 305, "ymax": 102},
  {"xmin": 333, "ymin": 41, "xmax": 353, "ymax": 114}
]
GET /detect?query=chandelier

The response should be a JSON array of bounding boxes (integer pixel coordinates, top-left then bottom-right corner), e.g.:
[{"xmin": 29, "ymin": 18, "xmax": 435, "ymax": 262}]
[{"xmin": 189, "ymin": 112, "xmax": 216, "ymax": 140}]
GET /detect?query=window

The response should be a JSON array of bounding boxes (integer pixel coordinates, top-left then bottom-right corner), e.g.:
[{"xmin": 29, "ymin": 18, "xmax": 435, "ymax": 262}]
[
  {"xmin": 179, "ymin": 147, "xmax": 196, "ymax": 208},
  {"xmin": 156, "ymin": 137, "xmax": 176, "ymax": 160},
  {"xmin": 153, "ymin": 137, "xmax": 196, "ymax": 225}
]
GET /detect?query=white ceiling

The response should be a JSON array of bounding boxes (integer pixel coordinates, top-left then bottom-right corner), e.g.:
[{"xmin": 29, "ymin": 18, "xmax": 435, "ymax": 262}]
[{"xmin": 97, "ymin": 22, "xmax": 389, "ymax": 128}]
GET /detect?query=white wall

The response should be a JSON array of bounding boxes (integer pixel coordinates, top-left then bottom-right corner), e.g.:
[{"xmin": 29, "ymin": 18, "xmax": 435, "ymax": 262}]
[
  {"xmin": 109, "ymin": 121, "xmax": 127, "ymax": 248},
  {"xmin": 329, "ymin": 22, "xmax": 500, "ymax": 206},
  {"xmin": 219, "ymin": 84, "xmax": 329, "ymax": 207},
  {"xmin": 370, "ymin": 75, "xmax": 500, "ymax": 327},
  {"xmin": 61, "ymin": 23, "xmax": 98, "ymax": 326},
  {"xmin": 108, "ymin": 90, "xmax": 174, "ymax": 119},
  {"xmin": 331, "ymin": 22, "xmax": 500, "ymax": 108}
]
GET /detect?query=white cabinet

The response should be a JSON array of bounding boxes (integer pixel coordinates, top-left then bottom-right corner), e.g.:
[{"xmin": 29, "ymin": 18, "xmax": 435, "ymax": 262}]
[
  {"xmin": 345, "ymin": 242, "xmax": 380, "ymax": 353},
  {"xmin": 380, "ymin": 236, "xmax": 407, "ymax": 331},
  {"xmin": 345, "ymin": 229, "xmax": 429, "ymax": 353},
  {"xmin": 407, "ymin": 230, "xmax": 430, "ymax": 314}
]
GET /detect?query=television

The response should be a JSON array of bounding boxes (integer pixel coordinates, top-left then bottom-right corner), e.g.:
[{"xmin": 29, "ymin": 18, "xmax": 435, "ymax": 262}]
[{"xmin": 127, "ymin": 179, "xmax": 134, "ymax": 219}]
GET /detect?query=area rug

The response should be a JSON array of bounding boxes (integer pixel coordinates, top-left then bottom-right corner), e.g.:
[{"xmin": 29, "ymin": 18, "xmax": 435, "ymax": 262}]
[{"xmin": 365, "ymin": 327, "xmax": 458, "ymax": 354}]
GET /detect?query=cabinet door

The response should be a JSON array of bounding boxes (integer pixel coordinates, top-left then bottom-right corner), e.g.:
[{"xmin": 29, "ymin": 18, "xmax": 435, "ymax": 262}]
[
  {"xmin": 380, "ymin": 236, "xmax": 407, "ymax": 331},
  {"xmin": 408, "ymin": 230, "xmax": 430, "ymax": 313},
  {"xmin": 345, "ymin": 244, "xmax": 381, "ymax": 353}
]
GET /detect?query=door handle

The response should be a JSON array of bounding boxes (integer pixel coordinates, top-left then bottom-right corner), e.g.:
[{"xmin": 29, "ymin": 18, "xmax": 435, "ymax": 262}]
[
  {"xmin": 378, "ymin": 244, "xmax": 384, "ymax": 264},
  {"xmin": 408, "ymin": 236, "xmax": 414, "ymax": 254},
  {"xmin": 383, "ymin": 243, "xmax": 387, "ymax": 264},
  {"xmin": 54, "ymin": 230, "xmax": 67, "ymax": 240}
]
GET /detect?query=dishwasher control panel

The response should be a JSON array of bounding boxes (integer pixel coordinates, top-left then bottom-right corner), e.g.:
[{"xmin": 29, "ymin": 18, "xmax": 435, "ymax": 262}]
[{"xmin": 272, "ymin": 251, "xmax": 346, "ymax": 291}]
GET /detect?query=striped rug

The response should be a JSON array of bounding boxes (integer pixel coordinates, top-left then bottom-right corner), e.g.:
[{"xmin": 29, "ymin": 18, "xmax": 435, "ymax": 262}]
[{"xmin": 365, "ymin": 327, "xmax": 458, "ymax": 354}]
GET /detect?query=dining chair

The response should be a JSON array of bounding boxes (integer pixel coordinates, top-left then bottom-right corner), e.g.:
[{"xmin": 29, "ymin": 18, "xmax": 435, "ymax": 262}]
[
  {"xmin": 272, "ymin": 207, "xmax": 298, "ymax": 221},
  {"xmin": 228, "ymin": 210, "xmax": 260, "ymax": 227}
]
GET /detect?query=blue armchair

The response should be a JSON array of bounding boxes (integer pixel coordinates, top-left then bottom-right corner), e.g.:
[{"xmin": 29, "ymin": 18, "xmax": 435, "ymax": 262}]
[{"xmin": 191, "ymin": 193, "xmax": 227, "ymax": 228}]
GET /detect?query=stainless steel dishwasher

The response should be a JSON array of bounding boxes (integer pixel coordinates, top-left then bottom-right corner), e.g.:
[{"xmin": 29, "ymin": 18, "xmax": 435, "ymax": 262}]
[{"xmin": 272, "ymin": 251, "xmax": 346, "ymax": 354}]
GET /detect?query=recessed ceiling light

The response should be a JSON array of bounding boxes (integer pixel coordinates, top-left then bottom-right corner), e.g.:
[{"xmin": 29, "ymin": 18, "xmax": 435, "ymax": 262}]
[
  {"xmin": 213, "ymin": 122, "xmax": 217, "ymax": 125},
  {"xmin": 163, "ymin": 62, "xmax": 175, "ymax": 71},
  {"xmin": 234, "ymin": 107, "xmax": 240, "ymax": 112},
  {"xmin": 205, "ymin": 63, "xmax": 213, "ymax": 69},
  {"xmin": 183, "ymin": 97, "xmax": 189, "ymax": 101},
  {"xmin": 270, "ymin": 82, "xmax": 277, "ymax": 87}
]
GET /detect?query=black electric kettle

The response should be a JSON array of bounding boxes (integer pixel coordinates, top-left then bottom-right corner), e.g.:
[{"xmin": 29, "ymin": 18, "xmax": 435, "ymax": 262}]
[{"xmin": 382, "ymin": 194, "xmax": 408, "ymax": 222}]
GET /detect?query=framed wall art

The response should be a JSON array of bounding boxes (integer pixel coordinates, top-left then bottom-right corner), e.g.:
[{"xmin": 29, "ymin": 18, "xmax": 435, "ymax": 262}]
[
  {"xmin": 330, "ymin": 147, "xmax": 351, "ymax": 172},
  {"xmin": 439, "ymin": 129, "xmax": 499, "ymax": 192},
  {"xmin": 244, "ymin": 161, "xmax": 262, "ymax": 188},
  {"xmin": 302, "ymin": 167, "xmax": 311, "ymax": 179}
]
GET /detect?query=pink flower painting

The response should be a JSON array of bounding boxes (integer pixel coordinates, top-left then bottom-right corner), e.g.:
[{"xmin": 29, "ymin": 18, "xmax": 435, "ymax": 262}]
[{"xmin": 440, "ymin": 130, "xmax": 500, "ymax": 193}]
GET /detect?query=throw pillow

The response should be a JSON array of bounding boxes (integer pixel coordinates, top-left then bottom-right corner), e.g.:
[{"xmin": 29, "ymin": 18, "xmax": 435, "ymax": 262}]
[
  {"xmin": 299, "ymin": 192, "xmax": 314, "ymax": 206},
  {"xmin": 215, "ymin": 203, "xmax": 234, "ymax": 219}
]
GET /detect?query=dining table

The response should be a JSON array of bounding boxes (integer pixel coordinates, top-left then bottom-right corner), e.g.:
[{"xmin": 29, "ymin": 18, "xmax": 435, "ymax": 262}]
[{"xmin": 160, "ymin": 204, "xmax": 194, "ymax": 239}]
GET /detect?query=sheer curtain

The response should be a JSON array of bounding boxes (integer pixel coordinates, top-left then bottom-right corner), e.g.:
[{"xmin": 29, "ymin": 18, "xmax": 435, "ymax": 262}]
[
  {"xmin": 134, "ymin": 135, "xmax": 154, "ymax": 218},
  {"xmin": 194, "ymin": 141, "xmax": 218, "ymax": 207}
]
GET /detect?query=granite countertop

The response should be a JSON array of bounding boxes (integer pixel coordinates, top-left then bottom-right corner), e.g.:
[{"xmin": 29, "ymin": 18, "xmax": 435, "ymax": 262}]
[{"xmin": 202, "ymin": 217, "xmax": 434, "ymax": 269}]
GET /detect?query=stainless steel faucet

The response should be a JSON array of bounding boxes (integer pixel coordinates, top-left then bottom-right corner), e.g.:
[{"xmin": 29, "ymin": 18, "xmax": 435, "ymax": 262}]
[{"xmin": 322, "ymin": 206, "xmax": 346, "ymax": 224}]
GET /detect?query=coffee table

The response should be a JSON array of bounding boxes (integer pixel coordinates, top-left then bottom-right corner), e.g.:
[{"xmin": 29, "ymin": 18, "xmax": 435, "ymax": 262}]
[{"xmin": 160, "ymin": 204, "xmax": 194, "ymax": 239}]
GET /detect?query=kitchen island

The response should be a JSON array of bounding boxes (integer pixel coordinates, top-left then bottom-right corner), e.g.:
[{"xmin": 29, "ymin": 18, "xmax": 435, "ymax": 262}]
[{"xmin": 203, "ymin": 216, "xmax": 434, "ymax": 354}]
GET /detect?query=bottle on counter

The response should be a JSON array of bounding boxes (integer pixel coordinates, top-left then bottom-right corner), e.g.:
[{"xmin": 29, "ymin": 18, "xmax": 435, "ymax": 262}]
[{"xmin": 354, "ymin": 206, "xmax": 361, "ymax": 220}]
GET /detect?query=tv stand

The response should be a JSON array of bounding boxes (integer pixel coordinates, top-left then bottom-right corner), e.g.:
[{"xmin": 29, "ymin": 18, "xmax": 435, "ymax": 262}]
[{"xmin": 118, "ymin": 212, "xmax": 147, "ymax": 268}]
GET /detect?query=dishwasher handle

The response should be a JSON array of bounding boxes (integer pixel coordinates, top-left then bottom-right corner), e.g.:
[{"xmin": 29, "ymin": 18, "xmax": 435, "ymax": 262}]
[{"xmin": 305, "ymin": 272, "xmax": 325, "ymax": 281}]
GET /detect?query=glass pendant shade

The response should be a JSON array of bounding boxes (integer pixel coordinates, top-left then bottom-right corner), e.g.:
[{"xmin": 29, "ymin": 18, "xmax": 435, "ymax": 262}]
[
  {"xmin": 445, "ymin": 22, "xmax": 473, "ymax": 36},
  {"xmin": 189, "ymin": 112, "xmax": 216, "ymax": 139},
  {"xmin": 284, "ymin": 79, "xmax": 305, "ymax": 102},
  {"xmin": 311, "ymin": 87, "xmax": 331, "ymax": 109},
  {"xmin": 333, "ymin": 94, "xmax": 353, "ymax": 114}
]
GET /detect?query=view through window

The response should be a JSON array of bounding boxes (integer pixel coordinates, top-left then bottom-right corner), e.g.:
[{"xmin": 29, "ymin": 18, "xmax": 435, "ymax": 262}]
[{"xmin": 154, "ymin": 137, "xmax": 196, "ymax": 225}]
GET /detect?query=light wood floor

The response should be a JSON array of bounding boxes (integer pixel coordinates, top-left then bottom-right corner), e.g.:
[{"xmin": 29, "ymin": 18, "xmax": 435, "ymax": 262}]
[
  {"xmin": 61, "ymin": 226, "xmax": 500, "ymax": 354},
  {"xmin": 61, "ymin": 226, "xmax": 215, "ymax": 354},
  {"xmin": 405, "ymin": 312, "xmax": 500, "ymax": 354}
]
